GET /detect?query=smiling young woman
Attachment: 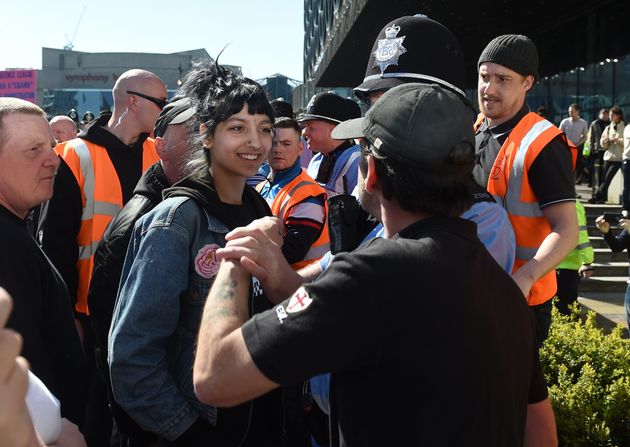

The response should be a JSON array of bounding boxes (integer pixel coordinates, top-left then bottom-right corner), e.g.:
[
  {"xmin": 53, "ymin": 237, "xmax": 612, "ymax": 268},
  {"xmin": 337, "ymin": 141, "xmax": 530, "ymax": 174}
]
[{"xmin": 108, "ymin": 61, "xmax": 285, "ymax": 445}]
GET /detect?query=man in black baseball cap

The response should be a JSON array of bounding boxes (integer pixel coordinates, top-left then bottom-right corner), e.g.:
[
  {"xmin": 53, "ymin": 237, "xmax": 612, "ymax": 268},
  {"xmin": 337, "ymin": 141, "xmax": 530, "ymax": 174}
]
[
  {"xmin": 474, "ymin": 34, "xmax": 578, "ymax": 348},
  {"xmin": 297, "ymin": 92, "xmax": 361, "ymax": 197},
  {"xmin": 194, "ymin": 82, "xmax": 553, "ymax": 447},
  {"xmin": 88, "ymin": 96, "xmax": 195, "ymax": 446}
]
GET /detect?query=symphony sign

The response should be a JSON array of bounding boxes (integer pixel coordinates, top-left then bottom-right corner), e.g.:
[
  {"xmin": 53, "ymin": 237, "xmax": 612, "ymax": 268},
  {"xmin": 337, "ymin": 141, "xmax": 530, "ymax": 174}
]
[
  {"xmin": 64, "ymin": 72, "xmax": 117, "ymax": 83},
  {"xmin": 0, "ymin": 70, "xmax": 37, "ymax": 102}
]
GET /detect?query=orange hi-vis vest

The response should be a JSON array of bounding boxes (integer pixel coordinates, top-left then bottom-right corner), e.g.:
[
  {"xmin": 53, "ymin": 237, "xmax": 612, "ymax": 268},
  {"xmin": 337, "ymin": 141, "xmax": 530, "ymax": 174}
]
[
  {"xmin": 257, "ymin": 169, "xmax": 330, "ymax": 270},
  {"xmin": 486, "ymin": 112, "xmax": 577, "ymax": 306},
  {"xmin": 55, "ymin": 137, "xmax": 158, "ymax": 315}
]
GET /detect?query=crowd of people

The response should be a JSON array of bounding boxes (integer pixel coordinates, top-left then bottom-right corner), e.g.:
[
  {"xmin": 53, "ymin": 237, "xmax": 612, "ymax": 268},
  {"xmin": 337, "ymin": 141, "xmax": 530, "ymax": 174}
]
[{"xmin": 2, "ymin": 11, "xmax": 626, "ymax": 447}]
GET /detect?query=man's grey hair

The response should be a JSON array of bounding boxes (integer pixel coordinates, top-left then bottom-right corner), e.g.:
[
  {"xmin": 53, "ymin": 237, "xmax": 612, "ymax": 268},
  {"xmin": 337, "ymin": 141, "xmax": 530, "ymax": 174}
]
[{"xmin": 0, "ymin": 98, "xmax": 46, "ymax": 151}]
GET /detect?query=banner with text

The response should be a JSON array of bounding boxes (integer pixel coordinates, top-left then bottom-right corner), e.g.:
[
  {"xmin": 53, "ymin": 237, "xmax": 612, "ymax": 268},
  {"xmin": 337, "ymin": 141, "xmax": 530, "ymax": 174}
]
[{"xmin": 0, "ymin": 70, "xmax": 38, "ymax": 103}]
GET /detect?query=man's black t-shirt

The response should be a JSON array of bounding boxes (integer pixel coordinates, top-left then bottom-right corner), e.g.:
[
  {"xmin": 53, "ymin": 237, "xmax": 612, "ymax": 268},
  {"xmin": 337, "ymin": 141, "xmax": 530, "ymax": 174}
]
[
  {"xmin": 473, "ymin": 105, "xmax": 575, "ymax": 207},
  {"xmin": 242, "ymin": 217, "xmax": 546, "ymax": 446}
]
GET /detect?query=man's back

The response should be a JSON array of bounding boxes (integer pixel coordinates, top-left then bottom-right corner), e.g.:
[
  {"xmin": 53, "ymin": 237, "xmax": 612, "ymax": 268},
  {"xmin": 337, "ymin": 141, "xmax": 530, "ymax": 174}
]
[{"xmin": 245, "ymin": 217, "xmax": 541, "ymax": 446}]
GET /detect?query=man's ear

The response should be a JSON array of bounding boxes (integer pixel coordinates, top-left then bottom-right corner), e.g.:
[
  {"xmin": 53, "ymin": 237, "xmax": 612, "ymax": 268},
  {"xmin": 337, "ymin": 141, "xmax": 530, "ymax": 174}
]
[
  {"xmin": 364, "ymin": 155, "xmax": 379, "ymax": 194},
  {"xmin": 523, "ymin": 75, "xmax": 535, "ymax": 93},
  {"xmin": 155, "ymin": 136, "xmax": 167, "ymax": 161}
]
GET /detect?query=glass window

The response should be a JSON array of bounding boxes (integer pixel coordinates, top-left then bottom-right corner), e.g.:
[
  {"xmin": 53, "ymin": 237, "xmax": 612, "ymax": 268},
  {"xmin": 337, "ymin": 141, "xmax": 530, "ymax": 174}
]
[{"xmin": 614, "ymin": 55, "xmax": 630, "ymax": 111}]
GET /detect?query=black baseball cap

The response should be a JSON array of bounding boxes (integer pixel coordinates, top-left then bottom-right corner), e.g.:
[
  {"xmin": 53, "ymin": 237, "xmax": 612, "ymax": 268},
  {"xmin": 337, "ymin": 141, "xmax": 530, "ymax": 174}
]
[
  {"xmin": 332, "ymin": 83, "xmax": 474, "ymax": 168},
  {"xmin": 297, "ymin": 92, "xmax": 361, "ymax": 124},
  {"xmin": 153, "ymin": 97, "xmax": 195, "ymax": 138},
  {"xmin": 353, "ymin": 14, "xmax": 466, "ymax": 103}
]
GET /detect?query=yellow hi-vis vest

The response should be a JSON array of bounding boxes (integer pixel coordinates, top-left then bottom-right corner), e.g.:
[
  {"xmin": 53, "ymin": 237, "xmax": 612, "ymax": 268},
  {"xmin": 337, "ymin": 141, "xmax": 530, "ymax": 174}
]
[{"xmin": 56, "ymin": 137, "xmax": 158, "ymax": 315}]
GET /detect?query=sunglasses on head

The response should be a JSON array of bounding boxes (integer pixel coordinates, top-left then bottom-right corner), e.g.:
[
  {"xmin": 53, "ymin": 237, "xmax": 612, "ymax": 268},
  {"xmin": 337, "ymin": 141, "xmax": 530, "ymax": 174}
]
[{"xmin": 127, "ymin": 90, "xmax": 168, "ymax": 110}]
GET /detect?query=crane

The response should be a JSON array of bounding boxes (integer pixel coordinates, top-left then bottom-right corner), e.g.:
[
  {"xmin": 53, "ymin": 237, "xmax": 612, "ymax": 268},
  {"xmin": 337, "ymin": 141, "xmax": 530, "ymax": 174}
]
[{"xmin": 64, "ymin": 5, "xmax": 87, "ymax": 51}]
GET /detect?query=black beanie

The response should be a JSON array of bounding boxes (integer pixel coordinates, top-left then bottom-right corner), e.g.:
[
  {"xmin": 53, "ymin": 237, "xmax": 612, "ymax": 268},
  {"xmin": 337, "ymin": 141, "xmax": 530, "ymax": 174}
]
[{"xmin": 478, "ymin": 34, "xmax": 539, "ymax": 80}]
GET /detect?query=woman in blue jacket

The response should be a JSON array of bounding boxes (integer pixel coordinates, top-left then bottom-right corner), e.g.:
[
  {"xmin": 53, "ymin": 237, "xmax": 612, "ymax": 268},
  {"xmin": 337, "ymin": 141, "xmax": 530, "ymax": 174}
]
[{"xmin": 109, "ymin": 61, "xmax": 283, "ymax": 446}]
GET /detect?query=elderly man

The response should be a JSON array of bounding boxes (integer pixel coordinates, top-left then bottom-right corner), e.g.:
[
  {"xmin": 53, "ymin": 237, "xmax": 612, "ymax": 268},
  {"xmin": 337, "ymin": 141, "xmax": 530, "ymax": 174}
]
[
  {"xmin": 193, "ymin": 83, "xmax": 556, "ymax": 447},
  {"xmin": 0, "ymin": 98, "xmax": 86, "ymax": 426},
  {"xmin": 49, "ymin": 115, "xmax": 78, "ymax": 143}
]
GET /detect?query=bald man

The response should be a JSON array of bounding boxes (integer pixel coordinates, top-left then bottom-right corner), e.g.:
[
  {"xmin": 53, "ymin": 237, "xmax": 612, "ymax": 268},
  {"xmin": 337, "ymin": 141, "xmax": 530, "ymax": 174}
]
[
  {"xmin": 49, "ymin": 115, "xmax": 78, "ymax": 143},
  {"xmin": 38, "ymin": 69, "xmax": 166, "ymax": 445}
]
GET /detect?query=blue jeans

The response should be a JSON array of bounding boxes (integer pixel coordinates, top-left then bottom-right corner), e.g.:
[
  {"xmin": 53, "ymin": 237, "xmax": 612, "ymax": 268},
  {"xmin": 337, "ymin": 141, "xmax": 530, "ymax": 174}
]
[
  {"xmin": 622, "ymin": 159, "xmax": 630, "ymax": 212},
  {"xmin": 625, "ymin": 283, "xmax": 630, "ymax": 337}
]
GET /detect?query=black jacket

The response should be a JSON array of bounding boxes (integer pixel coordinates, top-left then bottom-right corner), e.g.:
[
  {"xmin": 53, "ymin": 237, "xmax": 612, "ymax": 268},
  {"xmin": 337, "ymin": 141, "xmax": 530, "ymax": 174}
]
[
  {"xmin": 88, "ymin": 162, "xmax": 170, "ymax": 445},
  {"xmin": 89, "ymin": 162, "xmax": 170, "ymax": 353},
  {"xmin": 0, "ymin": 205, "xmax": 87, "ymax": 425}
]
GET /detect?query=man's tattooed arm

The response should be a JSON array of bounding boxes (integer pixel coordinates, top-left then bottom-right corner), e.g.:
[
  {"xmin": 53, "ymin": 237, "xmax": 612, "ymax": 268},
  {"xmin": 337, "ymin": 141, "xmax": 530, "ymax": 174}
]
[
  {"xmin": 193, "ymin": 259, "xmax": 280, "ymax": 406},
  {"xmin": 199, "ymin": 259, "xmax": 250, "ymax": 341}
]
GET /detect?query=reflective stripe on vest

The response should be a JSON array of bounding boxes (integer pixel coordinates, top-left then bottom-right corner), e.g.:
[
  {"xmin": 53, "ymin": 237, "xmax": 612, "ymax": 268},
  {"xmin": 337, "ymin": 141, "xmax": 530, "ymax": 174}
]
[
  {"xmin": 264, "ymin": 170, "xmax": 330, "ymax": 270},
  {"xmin": 335, "ymin": 150, "xmax": 360, "ymax": 195},
  {"xmin": 487, "ymin": 113, "xmax": 570, "ymax": 306},
  {"xmin": 501, "ymin": 119, "xmax": 554, "ymax": 218},
  {"xmin": 60, "ymin": 137, "xmax": 158, "ymax": 314}
]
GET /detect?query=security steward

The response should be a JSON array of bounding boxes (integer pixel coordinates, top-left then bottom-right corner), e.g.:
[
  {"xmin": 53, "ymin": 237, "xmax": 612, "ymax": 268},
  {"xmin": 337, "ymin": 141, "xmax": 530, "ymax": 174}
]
[
  {"xmin": 257, "ymin": 117, "xmax": 329, "ymax": 269},
  {"xmin": 38, "ymin": 68, "xmax": 167, "ymax": 446},
  {"xmin": 474, "ymin": 34, "xmax": 578, "ymax": 346}
]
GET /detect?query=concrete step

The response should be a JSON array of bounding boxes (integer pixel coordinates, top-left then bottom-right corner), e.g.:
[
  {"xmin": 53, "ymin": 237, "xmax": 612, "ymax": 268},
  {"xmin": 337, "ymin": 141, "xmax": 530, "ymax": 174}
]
[
  {"xmin": 590, "ymin": 236, "xmax": 612, "ymax": 249},
  {"xmin": 578, "ymin": 276, "xmax": 628, "ymax": 292},
  {"xmin": 592, "ymin": 262, "xmax": 629, "ymax": 276},
  {"xmin": 583, "ymin": 203, "xmax": 622, "ymax": 216},
  {"xmin": 593, "ymin": 248, "xmax": 629, "ymax": 263}
]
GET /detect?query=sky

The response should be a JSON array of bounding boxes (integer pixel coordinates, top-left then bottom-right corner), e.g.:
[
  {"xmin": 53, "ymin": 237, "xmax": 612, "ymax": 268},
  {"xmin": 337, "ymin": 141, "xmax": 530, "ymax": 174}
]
[{"xmin": 1, "ymin": 0, "xmax": 304, "ymax": 81}]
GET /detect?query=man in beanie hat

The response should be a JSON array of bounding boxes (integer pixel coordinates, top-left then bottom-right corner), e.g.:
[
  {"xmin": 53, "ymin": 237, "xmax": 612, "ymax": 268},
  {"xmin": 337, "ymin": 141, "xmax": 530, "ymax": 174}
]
[
  {"xmin": 87, "ymin": 97, "xmax": 195, "ymax": 446},
  {"xmin": 474, "ymin": 34, "xmax": 578, "ymax": 346},
  {"xmin": 193, "ymin": 83, "xmax": 555, "ymax": 446},
  {"xmin": 298, "ymin": 92, "xmax": 361, "ymax": 197}
]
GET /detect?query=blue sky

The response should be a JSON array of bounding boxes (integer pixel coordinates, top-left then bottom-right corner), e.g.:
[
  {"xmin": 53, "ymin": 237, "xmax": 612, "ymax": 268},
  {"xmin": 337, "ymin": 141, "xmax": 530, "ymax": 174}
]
[{"xmin": 1, "ymin": 0, "xmax": 304, "ymax": 81}]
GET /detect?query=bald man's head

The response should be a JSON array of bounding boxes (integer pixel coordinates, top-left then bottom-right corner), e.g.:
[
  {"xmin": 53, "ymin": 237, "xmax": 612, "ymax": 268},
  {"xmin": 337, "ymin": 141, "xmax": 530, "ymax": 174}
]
[
  {"xmin": 111, "ymin": 69, "xmax": 167, "ymax": 135},
  {"xmin": 49, "ymin": 115, "xmax": 78, "ymax": 142},
  {"xmin": 112, "ymin": 69, "xmax": 166, "ymax": 105}
]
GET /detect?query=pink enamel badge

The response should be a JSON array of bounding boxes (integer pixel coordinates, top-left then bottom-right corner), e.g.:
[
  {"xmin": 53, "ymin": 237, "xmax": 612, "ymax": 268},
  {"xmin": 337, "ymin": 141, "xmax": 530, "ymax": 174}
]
[{"xmin": 194, "ymin": 244, "xmax": 221, "ymax": 278}]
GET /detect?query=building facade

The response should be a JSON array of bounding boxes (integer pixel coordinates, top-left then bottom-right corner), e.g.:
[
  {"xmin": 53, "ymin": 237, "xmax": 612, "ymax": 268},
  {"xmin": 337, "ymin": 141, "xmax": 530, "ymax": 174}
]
[
  {"xmin": 37, "ymin": 47, "xmax": 240, "ymax": 118},
  {"xmin": 302, "ymin": 0, "xmax": 630, "ymax": 124}
]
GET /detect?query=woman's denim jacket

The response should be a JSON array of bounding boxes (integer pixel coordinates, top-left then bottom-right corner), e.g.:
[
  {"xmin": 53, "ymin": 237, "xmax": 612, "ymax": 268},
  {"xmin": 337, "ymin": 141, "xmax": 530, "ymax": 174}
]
[{"xmin": 109, "ymin": 196, "xmax": 245, "ymax": 441}]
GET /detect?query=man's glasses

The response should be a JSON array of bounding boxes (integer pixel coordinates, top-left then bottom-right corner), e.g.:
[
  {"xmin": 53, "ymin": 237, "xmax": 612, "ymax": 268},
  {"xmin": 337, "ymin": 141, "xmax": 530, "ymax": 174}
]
[{"xmin": 127, "ymin": 90, "xmax": 168, "ymax": 110}]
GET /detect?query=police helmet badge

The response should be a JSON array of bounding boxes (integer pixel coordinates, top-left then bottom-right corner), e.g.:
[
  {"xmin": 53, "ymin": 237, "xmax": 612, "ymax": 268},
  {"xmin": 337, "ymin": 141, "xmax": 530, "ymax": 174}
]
[{"xmin": 373, "ymin": 24, "xmax": 407, "ymax": 74}]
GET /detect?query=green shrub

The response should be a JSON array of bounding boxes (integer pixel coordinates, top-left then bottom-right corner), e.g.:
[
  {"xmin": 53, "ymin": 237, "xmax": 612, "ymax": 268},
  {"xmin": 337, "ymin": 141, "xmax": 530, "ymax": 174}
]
[{"xmin": 540, "ymin": 306, "xmax": 630, "ymax": 446}]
